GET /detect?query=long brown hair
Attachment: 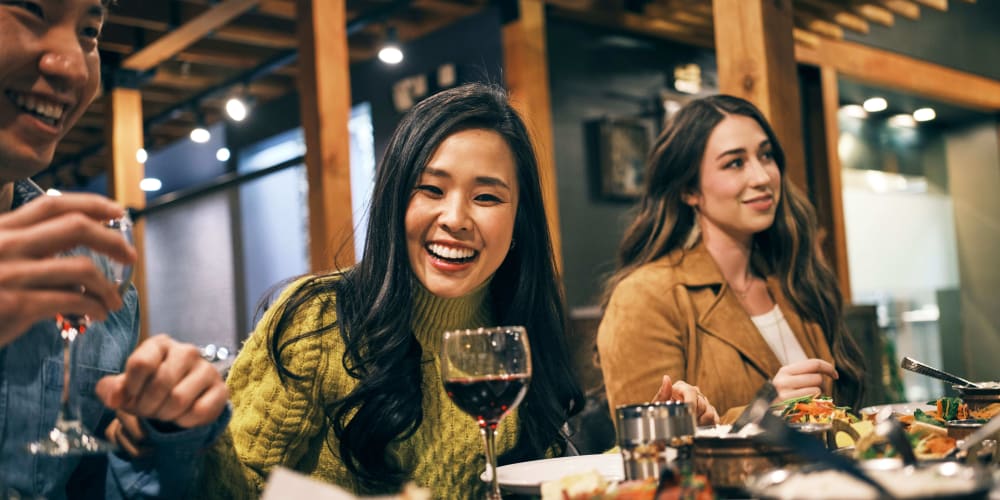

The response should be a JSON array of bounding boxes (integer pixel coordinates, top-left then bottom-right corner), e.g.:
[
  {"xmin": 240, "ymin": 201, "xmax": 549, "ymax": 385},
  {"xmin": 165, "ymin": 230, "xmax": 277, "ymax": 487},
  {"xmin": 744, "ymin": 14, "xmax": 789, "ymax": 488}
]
[{"xmin": 603, "ymin": 94, "xmax": 863, "ymax": 408}]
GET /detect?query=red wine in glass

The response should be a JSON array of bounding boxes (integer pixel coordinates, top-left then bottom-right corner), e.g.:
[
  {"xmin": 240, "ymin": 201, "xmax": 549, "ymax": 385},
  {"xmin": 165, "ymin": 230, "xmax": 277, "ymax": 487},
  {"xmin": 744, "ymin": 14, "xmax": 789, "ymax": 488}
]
[
  {"xmin": 441, "ymin": 326, "xmax": 531, "ymax": 500},
  {"xmin": 444, "ymin": 374, "xmax": 529, "ymax": 428}
]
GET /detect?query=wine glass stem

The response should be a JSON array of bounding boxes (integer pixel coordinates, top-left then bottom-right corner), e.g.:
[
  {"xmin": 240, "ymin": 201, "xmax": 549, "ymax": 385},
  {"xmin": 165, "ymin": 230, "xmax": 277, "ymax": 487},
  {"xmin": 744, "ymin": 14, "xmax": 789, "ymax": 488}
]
[
  {"xmin": 59, "ymin": 332, "xmax": 80, "ymax": 425},
  {"xmin": 482, "ymin": 425, "xmax": 501, "ymax": 500}
]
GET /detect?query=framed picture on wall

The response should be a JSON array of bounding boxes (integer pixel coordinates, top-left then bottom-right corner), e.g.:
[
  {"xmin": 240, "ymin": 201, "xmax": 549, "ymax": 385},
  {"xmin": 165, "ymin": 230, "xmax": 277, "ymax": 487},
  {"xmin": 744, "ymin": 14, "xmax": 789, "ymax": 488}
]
[{"xmin": 594, "ymin": 117, "xmax": 652, "ymax": 200}]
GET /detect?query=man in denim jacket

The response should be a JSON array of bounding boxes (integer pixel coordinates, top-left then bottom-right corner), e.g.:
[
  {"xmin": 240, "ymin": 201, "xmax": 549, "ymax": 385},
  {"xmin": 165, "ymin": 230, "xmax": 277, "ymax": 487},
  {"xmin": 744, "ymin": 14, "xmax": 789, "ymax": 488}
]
[{"xmin": 0, "ymin": 1, "xmax": 230, "ymax": 498}]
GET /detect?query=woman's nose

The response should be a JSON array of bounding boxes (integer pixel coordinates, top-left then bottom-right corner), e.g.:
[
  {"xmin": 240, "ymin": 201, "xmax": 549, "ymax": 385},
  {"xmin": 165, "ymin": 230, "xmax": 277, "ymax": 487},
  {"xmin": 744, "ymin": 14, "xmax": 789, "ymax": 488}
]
[
  {"xmin": 746, "ymin": 159, "xmax": 772, "ymax": 186},
  {"xmin": 439, "ymin": 198, "xmax": 472, "ymax": 233}
]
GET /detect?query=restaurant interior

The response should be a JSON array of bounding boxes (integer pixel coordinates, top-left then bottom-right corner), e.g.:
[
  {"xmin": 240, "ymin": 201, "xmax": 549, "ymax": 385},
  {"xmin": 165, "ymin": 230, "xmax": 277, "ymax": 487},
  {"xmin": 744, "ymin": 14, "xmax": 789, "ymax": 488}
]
[{"xmin": 38, "ymin": 0, "xmax": 1000, "ymax": 487}]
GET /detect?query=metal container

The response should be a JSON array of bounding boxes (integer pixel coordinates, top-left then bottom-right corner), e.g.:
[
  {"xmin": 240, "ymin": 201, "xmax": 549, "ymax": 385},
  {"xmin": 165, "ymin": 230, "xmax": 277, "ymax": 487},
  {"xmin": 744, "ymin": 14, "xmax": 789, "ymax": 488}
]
[
  {"xmin": 616, "ymin": 402, "xmax": 695, "ymax": 481},
  {"xmin": 954, "ymin": 385, "xmax": 1000, "ymax": 412},
  {"xmin": 947, "ymin": 420, "xmax": 983, "ymax": 441},
  {"xmin": 693, "ymin": 427, "xmax": 804, "ymax": 498}
]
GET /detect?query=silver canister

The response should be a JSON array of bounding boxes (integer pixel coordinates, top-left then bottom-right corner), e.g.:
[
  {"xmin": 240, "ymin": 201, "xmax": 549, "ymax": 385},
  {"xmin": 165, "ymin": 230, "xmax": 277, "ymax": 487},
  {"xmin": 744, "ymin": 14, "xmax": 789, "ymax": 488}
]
[{"xmin": 616, "ymin": 401, "xmax": 696, "ymax": 481}]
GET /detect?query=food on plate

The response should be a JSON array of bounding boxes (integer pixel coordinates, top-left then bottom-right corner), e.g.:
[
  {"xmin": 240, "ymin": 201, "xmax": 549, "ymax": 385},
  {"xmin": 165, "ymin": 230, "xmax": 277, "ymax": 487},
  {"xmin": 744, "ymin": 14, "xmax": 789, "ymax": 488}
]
[
  {"xmin": 539, "ymin": 469, "xmax": 714, "ymax": 500},
  {"xmin": 854, "ymin": 417, "xmax": 956, "ymax": 461},
  {"xmin": 899, "ymin": 397, "xmax": 1000, "ymax": 427},
  {"xmin": 774, "ymin": 395, "xmax": 859, "ymax": 425},
  {"xmin": 540, "ymin": 471, "xmax": 654, "ymax": 500}
]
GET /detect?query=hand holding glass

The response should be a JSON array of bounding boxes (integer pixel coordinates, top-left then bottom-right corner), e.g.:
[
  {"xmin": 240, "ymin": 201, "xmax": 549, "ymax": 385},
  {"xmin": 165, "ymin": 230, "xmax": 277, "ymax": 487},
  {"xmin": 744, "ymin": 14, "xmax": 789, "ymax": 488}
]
[
  {"xmin": 441, "ymin": 326, "xmax": 531, "ymax": 500},
  {"xmin": 27, "ymin": 214, "xmax": 135, "ymax": 456}
]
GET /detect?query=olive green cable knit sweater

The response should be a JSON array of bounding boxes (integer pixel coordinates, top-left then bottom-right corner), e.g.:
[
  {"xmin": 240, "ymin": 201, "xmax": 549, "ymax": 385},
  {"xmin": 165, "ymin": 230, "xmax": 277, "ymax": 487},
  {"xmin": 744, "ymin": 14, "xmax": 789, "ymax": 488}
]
[{"xmin": 200, "ymin": 276, "xmax": 520, "ymax": 498}]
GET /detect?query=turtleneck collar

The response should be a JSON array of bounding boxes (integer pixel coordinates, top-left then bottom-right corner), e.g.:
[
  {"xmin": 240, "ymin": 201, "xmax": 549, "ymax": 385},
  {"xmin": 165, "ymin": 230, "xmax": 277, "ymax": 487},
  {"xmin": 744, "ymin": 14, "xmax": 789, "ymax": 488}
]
[{"xmin": 411, "ymin": 278, "xmax": 495, "ymax": 355}]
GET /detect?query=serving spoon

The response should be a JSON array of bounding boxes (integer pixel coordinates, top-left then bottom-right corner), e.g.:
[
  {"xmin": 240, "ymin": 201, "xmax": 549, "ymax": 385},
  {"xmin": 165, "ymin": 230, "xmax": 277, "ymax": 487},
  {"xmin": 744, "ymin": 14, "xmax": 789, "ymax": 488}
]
[
  {"xmin": 729, "ymin": 381, "xmax": 777, "ymax": 435},
  {"xmin": 900, "ymin": 357, "xmax": 980, "ymax": 388}
]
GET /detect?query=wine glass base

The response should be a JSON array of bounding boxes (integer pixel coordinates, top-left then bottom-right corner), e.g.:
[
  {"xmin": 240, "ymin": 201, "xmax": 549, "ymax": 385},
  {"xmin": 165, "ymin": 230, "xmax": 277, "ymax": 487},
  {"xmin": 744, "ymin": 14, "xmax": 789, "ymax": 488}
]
[{"xmin": 26, "ymin": 423, "xmax": 116, "ymax": 457}]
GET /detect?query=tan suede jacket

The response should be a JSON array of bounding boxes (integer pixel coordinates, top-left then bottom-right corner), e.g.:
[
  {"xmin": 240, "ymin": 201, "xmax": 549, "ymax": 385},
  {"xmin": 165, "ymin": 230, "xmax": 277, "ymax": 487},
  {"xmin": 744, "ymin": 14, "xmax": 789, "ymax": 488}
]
[{"xmin": 596, "ymin": 242, "xmax": 835, "ymax": 422}]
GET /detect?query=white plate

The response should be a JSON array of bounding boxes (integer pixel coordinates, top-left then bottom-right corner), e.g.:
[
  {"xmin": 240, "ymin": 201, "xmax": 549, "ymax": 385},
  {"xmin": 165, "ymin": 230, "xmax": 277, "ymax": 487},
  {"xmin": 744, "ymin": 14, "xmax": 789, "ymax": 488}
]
[
  {"xmin": 480, "ymin": 454, "xmax": 626, "ymax": 496},
  {"xmin": 859, "ymin": 402, "xmax": 935, "ymax": 421}
]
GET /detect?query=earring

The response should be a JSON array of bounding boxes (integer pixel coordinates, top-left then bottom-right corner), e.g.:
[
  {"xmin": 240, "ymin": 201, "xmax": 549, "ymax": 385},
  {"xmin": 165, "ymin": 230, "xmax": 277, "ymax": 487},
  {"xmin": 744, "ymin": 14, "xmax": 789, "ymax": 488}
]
[{"xmin": 510, "ymin": 238, "xmax": 516, "ymax": 250}]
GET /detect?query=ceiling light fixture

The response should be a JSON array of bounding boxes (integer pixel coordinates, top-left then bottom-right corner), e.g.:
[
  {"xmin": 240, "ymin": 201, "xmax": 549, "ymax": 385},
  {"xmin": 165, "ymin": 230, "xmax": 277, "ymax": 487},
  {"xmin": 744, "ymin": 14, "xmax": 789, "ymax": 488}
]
[
  {"xmin": 190, "ymin": 108, "xmax": 211, "ymax": 143},
  {"xmin": 863, "ymin": 97, "xmax": 888, "ymax": 113},
  {"xmin": 216, "ymin": 147, "xmax": 231, "ymax": 162},
  {"xmin": 888, "ymin": 113, "xmax": 917, "ymax": 128},
  {"xmin": 378, "ymin": 26, "xmax": 404, "ymax": 65},
  {"xmin": 140, "ymin": 177, "xmax": 162, "ymax": 192},
  {"xmin": 840, "ymin": 104, "xmax": 868, "ymax": 119},
  {"xmin": 913, "ymin": 107, "xmax": 936, "ymax": 122},
  {"xmin": 225, "ymin": 95, "xmax": 248, "ymax": 122},
  {"xmin": 135, "ymin": 148, "xmax": 148, "ymax": 164}
]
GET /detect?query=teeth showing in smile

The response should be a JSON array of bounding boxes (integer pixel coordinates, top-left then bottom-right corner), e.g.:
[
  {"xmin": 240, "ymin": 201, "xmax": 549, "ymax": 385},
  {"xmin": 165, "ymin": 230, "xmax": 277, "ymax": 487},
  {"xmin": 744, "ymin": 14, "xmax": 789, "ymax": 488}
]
[
  {"xmin": 6, "ymin": 91, "xmax": 66, "ymax": 126},
  {"xmin": 427, "ymin": 243, "xmax": 477, "ymax": 263}
]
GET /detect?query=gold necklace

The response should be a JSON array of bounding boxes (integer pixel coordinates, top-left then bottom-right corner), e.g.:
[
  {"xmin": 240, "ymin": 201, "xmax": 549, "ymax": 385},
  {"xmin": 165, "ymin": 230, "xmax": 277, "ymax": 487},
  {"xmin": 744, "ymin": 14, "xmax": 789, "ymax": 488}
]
[{"xmin": 733, "ymin": 270, "xmax": 754, "ymax": 299}]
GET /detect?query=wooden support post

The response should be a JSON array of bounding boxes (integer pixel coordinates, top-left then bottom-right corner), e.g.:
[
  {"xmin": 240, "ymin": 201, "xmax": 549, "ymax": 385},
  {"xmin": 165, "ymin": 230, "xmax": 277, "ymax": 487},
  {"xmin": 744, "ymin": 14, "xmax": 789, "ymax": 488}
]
[
  {"xmin": 296, "ymin": 0, "xmax": 355, "ymax": 271},
  {"xmin": 712, "ymin": 0, "xmax": 809, "ymax": 193},
  {"xmin": 106, "ymin": 87, "xmax": 150, "ymax": 341},
  {"xmin": 801, "ymin": 66, "xmax": 852, "ymax": 301},
  {"xmin": 502, "ymin": 0, "xmax": 564, "ymax": 271}
]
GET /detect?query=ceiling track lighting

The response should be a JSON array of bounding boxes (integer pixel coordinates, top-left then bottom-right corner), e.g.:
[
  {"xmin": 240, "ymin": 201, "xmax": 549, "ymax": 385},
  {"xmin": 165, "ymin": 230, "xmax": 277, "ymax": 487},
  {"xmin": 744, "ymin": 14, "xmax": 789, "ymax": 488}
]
[
  {"xmin": 378, "ymin": 26, "xmax": 404, "ymax": 65},
  {"xmin": 189, "ymin": 107, "xmax": 211, "ymax": 144}
]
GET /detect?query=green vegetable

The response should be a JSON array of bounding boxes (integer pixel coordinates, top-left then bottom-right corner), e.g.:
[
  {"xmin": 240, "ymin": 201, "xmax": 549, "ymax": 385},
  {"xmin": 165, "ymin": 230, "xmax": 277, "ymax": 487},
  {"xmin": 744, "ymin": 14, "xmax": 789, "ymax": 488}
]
[{"xmin": 912, "ymin": 409, "xmax": 945, "ymax": 427}]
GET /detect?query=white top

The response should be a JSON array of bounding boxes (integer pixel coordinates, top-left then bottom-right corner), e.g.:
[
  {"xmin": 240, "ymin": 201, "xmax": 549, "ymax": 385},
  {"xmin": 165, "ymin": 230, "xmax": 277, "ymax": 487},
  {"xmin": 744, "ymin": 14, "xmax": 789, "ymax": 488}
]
[{"xmin": 750, "ymin": 305, "xmax": 808, "ymax": 366}]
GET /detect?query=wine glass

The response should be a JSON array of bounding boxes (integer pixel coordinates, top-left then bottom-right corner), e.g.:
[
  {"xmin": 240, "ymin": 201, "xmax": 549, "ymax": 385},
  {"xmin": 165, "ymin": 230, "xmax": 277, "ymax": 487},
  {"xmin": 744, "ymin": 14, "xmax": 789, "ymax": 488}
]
[
  {"xmin": 27, "ymin": 213, "xmax": 135, "ymax": 457},
  {"xmin": 441, "ymin": 326, "xmax": 531, "ymax": 500}
]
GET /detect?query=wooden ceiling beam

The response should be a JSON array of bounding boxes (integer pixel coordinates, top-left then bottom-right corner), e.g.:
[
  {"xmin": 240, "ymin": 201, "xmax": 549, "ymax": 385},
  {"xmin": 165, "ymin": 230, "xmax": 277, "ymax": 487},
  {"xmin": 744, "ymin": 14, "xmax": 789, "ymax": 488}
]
[
  {"xmin": 796, "ymin": 36, "xmax": 1000, "ymax": 111},
  {"xmin": 258, "ymin": 0, "xmax": 296, "ymax": 19},
  {"xmin": 797, "ymin": 0, "xmax": 870, "ymax": 34},
  {"xmin": 213, "ymin": 25, "xmax": 298, "ymax": 48},
  {"xmin": 878, "ymin": 0, "xmax": 921, "ymax": 19},
  {"xmin": 795, "ymin": 10, "xmax": 844, "ymax": 39},
  {"xmin": 793, "ymin": 27, "xmax": 822, "ymax": 48},
  {"xmin": 911, "ymin": 0, "xmax": 948, "ymax": 10},
  {"xmin": 850, "ymin": 3, "xmax": 895, "ymax": 27},
  {"xmin": 549, "ymin": 5, "xmax": 714, "ymax": 48},
  {"xmin": 123, "ymin": 0, "xmax": 261, "ymax": 71}
]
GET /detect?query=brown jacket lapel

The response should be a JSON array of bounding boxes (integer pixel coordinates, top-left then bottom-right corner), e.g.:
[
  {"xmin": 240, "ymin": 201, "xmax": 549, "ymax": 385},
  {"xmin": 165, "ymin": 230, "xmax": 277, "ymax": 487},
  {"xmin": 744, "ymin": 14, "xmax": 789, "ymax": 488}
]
[
  {"xmin": 672, "ymin": 243, "xmax": 833, "ymax": 386},
  {"xmin": 673, "ymin": 245, "xmax": 783, "ymax": 380}
]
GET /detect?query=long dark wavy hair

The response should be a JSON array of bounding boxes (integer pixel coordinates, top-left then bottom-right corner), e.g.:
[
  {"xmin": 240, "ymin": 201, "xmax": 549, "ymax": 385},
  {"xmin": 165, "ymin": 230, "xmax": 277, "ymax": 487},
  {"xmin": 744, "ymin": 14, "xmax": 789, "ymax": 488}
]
[
  {"xmin": 264, "ymin": 83, "xmax": 583, "ymax": 491},
  {"xmin": 603, "ymin": 94, "xmax": 863, "ymax": 409}
]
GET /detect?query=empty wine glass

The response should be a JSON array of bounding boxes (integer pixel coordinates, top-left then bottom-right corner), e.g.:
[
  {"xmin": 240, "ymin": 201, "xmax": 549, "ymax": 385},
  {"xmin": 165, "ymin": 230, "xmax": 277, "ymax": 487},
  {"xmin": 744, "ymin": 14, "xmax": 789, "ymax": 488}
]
[
  {"xmin": 26, "ymin": 213, "xmax": 135, "ymax": 456},
  {"xmin": 441, "ymin": 326, "xmax": 531, "ymax": 500}
]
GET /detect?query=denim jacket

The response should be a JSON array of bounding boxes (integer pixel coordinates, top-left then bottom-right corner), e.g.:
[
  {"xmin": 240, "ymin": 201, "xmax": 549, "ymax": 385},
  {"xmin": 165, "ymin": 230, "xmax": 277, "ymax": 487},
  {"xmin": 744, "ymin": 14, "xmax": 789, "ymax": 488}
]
[{"xmin": 0, "ymin": 180, "xmax": 231, "ymax": 499}]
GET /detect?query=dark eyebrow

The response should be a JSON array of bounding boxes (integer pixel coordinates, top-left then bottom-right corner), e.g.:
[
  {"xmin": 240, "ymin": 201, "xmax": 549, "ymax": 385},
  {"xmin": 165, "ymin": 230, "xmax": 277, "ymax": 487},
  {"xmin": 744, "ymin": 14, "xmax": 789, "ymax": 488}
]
[
  {"xmin": 715, "ymin": 148, "xmax": 746, "ymax": 161},
  {"xmin": 715, "ymin": 140, "xmax": 772, "ymax": 161},
  {"xmin": 474, "ymin": 176, "xmax": 511, "ymax": 191},
  {"xmin": 421, "ymin": 167, "xmax": 512, "ymax": 191}
]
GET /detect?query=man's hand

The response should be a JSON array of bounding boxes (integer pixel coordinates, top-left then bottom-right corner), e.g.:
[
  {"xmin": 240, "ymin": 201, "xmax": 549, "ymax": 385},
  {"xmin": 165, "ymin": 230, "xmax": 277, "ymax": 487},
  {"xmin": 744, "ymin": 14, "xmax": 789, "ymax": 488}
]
[
  {"xmin": 105, "ymin": 412, "xmax": 152, "ymax": 458},
  {"xmin": 0, "ymin": 193, "xmax": 136, "ymax": 347},
  {"xmin": 96, "ymin": 335, "xmax": 228, "ymax": 429}
]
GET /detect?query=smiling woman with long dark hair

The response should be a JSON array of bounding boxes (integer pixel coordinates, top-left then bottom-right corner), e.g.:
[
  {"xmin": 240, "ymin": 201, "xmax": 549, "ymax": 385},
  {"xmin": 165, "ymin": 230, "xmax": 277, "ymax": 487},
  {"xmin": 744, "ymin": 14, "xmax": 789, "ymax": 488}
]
[{"xmin": 201, "ymin": 83, "xmax": 583, "ymax": 497}]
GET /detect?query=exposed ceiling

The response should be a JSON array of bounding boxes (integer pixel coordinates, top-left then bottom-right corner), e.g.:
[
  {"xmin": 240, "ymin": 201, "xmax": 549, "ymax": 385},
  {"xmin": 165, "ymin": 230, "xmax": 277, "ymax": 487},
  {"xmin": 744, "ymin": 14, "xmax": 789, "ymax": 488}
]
[
  {"xmin": 40, "ymin": 0, "xmax": 492, "ymax": 189},
  {"xmin": 38, "ymin": 0, "xmax": 984, "ymax": 190}
]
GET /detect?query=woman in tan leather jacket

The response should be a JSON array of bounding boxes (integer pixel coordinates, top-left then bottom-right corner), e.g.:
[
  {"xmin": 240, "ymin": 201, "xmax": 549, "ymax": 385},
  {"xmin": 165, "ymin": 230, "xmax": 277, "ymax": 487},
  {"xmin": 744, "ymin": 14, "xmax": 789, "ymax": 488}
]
[{"xmin": 597, "ymin": 95, "xmax": 864, "ymax": 423}]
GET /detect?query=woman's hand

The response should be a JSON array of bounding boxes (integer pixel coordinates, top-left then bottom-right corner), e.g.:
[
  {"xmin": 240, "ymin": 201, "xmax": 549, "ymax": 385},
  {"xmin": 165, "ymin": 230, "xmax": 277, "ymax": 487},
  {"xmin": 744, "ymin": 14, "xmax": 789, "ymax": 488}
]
[
  {"xmin": 772, "ymin": 358, "xmax": 838, "ymax": 402},
  {"xmin": 651, "ymin": 374, "xmax": 719, "ymax": 426}
]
